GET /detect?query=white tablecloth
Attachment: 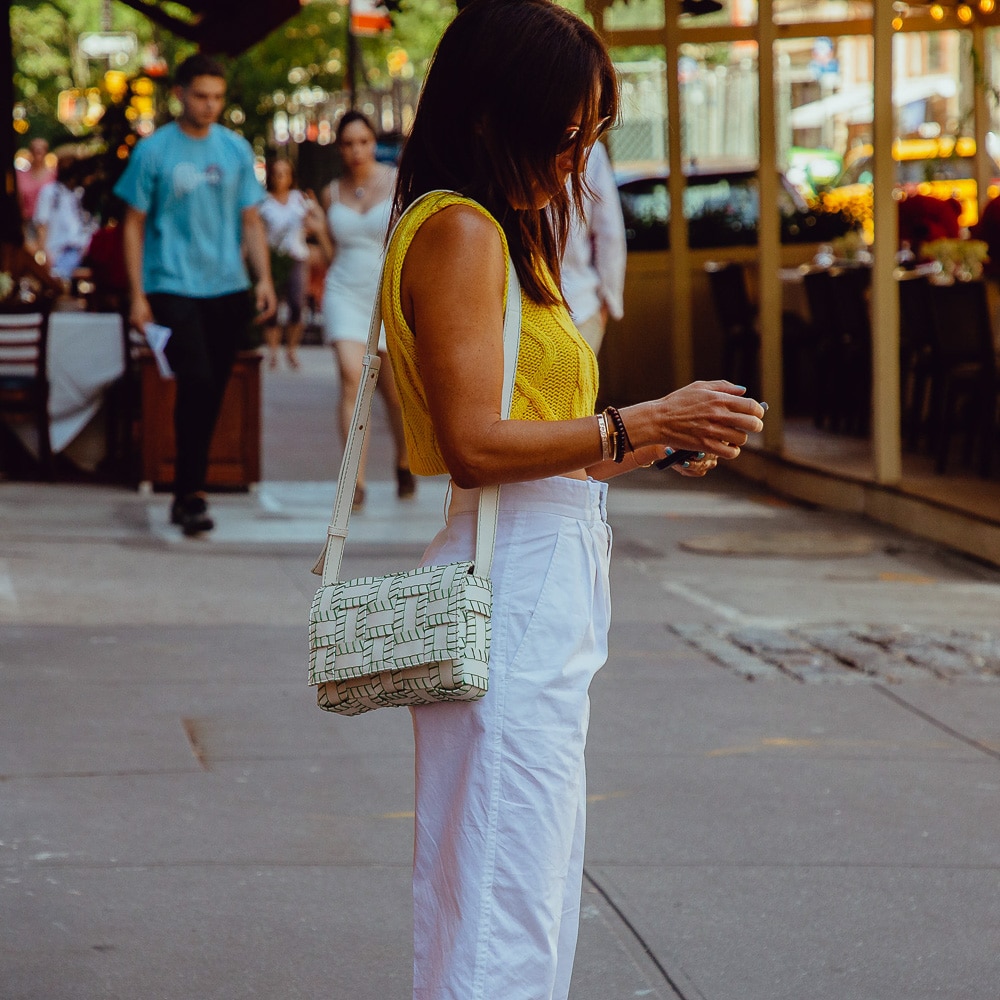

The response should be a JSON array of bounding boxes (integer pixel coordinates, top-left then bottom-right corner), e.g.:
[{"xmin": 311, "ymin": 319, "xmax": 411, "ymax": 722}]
[{"xmin": 12, "ymin": 311, "xmax": 126, "ymax": 457}]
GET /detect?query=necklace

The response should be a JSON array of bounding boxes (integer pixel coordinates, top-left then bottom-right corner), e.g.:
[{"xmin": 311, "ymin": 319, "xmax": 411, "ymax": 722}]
[{"xmin": 353, "ymin": 185, "xmax": 365, "ymax": 199}]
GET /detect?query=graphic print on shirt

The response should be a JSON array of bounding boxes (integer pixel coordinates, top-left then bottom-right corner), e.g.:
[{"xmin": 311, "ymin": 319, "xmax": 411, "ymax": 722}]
[{"xmin": 172, "ymin": 161, "xmax": 223, "ymax": 199}]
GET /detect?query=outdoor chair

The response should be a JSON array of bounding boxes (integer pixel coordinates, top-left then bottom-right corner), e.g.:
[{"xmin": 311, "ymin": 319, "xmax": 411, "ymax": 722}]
[
  {"xmin": 801, "ymin": 265, "xmax": 871, "ymax": 434},
  {"xmin": 896, "ymin": 271, "xmax": 936, "ymax": 452},
  {"xmin": 704, "ymin": 261, "xmax": 760, "ymax": 393},
  {"xmin": 0, "ymin": 301, "xmax": 53, "ymax": 479},
  {"xmin": 923, "ymin": 279, "xmax": 998, "ymax": 476}
]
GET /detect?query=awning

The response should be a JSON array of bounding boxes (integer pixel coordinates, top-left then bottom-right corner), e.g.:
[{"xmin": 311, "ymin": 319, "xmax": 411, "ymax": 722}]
[{"xmin": 789, "ymin": 74, "xmax": 958, "ymax": 129}]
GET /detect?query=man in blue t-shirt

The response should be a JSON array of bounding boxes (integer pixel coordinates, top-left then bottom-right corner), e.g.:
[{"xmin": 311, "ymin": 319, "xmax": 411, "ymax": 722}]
[{"xmin": 115, "ymin": 53, "xmax": 276, "ymax": 536}]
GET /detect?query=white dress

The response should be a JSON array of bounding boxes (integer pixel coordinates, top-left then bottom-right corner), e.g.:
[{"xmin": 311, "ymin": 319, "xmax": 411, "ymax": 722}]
[{"xmin": 322, "ymin": 183, "xmax": 393, "ymax": 350}]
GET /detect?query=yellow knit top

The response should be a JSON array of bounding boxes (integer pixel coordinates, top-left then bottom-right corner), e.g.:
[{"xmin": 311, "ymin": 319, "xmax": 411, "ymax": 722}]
[{"xmin": 381, "ymin": 191, "xmax": 599, "ymax": 477}]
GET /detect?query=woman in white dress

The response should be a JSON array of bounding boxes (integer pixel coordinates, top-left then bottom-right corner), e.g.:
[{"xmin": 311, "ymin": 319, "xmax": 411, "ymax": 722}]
[{"xmin": 321, "ymin": 111, "xmax": 414, "ymax": 510}]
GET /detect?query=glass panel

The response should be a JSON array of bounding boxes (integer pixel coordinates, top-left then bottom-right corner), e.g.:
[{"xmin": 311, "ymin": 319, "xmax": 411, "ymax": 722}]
[
  {"xmin": 679, "ymin": 0, "xmax": 750, "ymax": 29},
  {"xmin": 609, "ymin": 51, "xmax": 667, "ymax": 167},
  {"xmin": 679, "ymin": 41, "xmax": 759, "ymax": 163},
  {"xmin": 779, "ymin": 33, "xmax": 868, "ymax": 197},
  {"xmin": 774, "ymin": 1, "xmax": 872, "ymax": 25},
  {"xmin": 603, "ymin": 0, "xmax": 664, "ymax": 33},
  {"xmin": 781, "ymin": 28, "xmax": 984, "ymax": 241},
  {"xmin": 681, "ymin": 0, "xmax": 873, "ymax": 27}
]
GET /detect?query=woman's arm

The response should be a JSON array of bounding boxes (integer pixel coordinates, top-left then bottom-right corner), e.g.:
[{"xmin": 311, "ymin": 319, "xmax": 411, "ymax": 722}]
[
  {"xmin": 304, "ymin": 189, "xmax": 333, "ymax": 262},
  {"xmin": 402, "ymin": 205, "xmax": 764, "ymax": 490},
  {"xmin": 316, "ymin": 184, "xmax": 336, "ymax": 264}
]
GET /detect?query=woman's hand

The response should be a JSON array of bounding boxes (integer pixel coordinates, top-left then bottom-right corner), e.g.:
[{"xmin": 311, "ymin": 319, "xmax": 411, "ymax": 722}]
[
  {"xmin": 302, "ymin": 191, "xmax": 325, "ymax": 235},
  {"xmin": 672, "ymin": 452, "xmax": 718, "ymax": 477},
  {"xmin": 621, "ymin": 381, "xmax": 765, "ymax": 461},
  {"xmin": 309, "ymin": 187, "xmax": 335, "ymax": 263}
]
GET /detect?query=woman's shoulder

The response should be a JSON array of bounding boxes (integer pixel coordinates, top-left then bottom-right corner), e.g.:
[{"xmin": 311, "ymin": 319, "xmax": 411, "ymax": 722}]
[
  {"xmin": 418, "ymin": 199, "xmax": 499, "ymax": 239},
  {"xmin": 395, "ymin": 196, "xmax": 502, "ymax": 262}
]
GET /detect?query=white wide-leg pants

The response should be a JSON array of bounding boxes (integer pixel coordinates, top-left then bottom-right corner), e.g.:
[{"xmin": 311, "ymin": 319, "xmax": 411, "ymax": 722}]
[{"xmin": 412, "ymin": 477, "xmax": 612, "ymax": 1000}]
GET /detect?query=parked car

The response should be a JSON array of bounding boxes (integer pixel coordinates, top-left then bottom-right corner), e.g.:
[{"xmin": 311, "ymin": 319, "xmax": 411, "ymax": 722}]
[
  {"xmin": 822, "ymin": 136, "xmax": 1000, "ymax": 239},
  {"xmin": 616, "ymin": 164, "xmax": 854, "ymax": 252}
]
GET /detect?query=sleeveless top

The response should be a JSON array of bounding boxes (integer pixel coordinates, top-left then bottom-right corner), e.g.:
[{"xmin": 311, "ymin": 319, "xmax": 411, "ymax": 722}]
[
  {"xmin": 323, "ymin": 184, "xmax": 393, "ymax": 343},
  {"xmin": 381, "ymin": 191, "xmax": 599, "ymax": 477}
]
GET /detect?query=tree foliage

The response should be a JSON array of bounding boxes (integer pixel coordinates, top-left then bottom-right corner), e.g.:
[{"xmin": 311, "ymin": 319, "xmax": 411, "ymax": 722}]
[
  {"xmin": 10, "ymin": 0, "xmax": 457, "ymax": 148},
  {"xmin": 11, "ymin": 0, "xmax": 188, "ymax": 143}
]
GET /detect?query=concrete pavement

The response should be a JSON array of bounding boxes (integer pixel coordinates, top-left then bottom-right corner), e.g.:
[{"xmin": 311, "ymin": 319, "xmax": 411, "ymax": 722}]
[{"xmin": 2, "ymin": 346, "xmax": 999, "ymax": 999}]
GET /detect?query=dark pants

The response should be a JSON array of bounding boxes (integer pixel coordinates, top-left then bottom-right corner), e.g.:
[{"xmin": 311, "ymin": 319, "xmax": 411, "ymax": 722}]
[{"xmin": 148, "ymin": 291, "xmax": 253, "ymax": 500}]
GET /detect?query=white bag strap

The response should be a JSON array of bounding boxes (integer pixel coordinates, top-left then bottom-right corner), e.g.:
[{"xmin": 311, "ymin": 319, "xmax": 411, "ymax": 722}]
[{"xmin": 314, "ymin": 191, "xmax": 522, "ymax": 584}]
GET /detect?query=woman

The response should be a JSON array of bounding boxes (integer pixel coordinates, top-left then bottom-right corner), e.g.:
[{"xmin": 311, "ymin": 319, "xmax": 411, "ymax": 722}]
[
  {"xmin": 259, "ymin": 159, "xmax": 327, "ymax": 370},
  {"xmin": 321, "ymin": 111, "xmax": 414, "ymax": 509},
  {"xmin": 380, "ymin": 3, "xmax": 765, "ymax": 998},
  {"xmin": 33, "ymin": 151, "xmax": 94, "ymax": 284}
]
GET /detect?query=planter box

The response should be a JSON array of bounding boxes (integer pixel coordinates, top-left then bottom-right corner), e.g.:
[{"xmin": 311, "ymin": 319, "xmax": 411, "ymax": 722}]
[{"xmin": 138, "ymin": 349, "xmax": 261, "ymax": 491}]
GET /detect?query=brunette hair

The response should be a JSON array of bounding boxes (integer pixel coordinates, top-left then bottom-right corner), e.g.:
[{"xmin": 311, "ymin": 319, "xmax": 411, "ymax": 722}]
[
  {"xmin": 265, "ymin": 157, "xmax": 296, "ymax": 192},
  {"xmin": 174, "ymin": 53, "xmax": 226, "ymax": 88},
  {"xmin": 336, "ymin": 110, "xmax": 377, "ymax": 144},
  {"xmin": 393, "ymin": 0, "xmax": 617, "ymax": 305}
]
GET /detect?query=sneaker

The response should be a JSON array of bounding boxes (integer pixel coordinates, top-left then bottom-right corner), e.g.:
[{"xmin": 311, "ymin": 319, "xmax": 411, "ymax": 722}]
[{"xmin": 170, "ymin": 494, "xmax": 215, "ymax": 536}]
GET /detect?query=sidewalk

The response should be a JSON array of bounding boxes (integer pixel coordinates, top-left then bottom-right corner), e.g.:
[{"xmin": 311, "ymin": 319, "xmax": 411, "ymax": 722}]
[{"xmin": 3, "ymin": 347, "xmax": 999, "ymax": 999}]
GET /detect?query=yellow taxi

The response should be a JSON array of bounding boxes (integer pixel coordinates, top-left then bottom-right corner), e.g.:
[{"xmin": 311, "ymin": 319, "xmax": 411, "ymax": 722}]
[{"xmin": 821, "ymin": 136, "xmax": 1000, "ymax": 241}]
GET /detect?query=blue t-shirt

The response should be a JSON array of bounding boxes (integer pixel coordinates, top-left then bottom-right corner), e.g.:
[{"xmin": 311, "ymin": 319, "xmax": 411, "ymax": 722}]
[{"xmin": 114, "ymin": 122, "xmax": 265, "ymax": 298}]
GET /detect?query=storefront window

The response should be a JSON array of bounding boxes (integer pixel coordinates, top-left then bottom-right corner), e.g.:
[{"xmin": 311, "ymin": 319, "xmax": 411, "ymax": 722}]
[
  {"xmin": 774, "ymin": 1, "xmax": 872, "ymax": 25},
  {"xmin": 678, "ymin": 41, "xmax": 759, "ymax": 163},
  {"xmin": 603, "ymin": 0, "xmax": 664, "ymax": 33},
  {"xmin": 609, "ymin": 50, "xmax": 668, "ymax": 165},
  {"xmin": 676, "ymin": 0, "xmax": 872, "ymax": 30}
]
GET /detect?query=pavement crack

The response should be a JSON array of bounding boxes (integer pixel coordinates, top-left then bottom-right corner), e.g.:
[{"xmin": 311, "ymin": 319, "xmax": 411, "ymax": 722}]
[
  {"xmin": 583, "ymin": 868, "xmax": 701, "ymax": 1000},
  {"xmin": 873, "ymin": 684, "xmax": 1000, "ymax": 761}
]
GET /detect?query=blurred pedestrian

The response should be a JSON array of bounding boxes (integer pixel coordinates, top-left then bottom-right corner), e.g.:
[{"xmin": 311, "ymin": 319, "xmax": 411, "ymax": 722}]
[
  {"xmin": 33, "ymin": 150, "xmax": 95, "ymax": 284},
  {"xmin": 380, "ymin": 3, "xmax": 766, "ymax": 998},
  {"xmin": 115, "ymin": 52, "xmax": 275, "ymax": 536},
  {"xmin": 0, "ymin": 192, "xmax": 62, "ymax": 303},
  {"xmin": 560, "ymin": 139, "xmax": 626, "ymax": 355},
  {"xmin": 17, "ymin": 137, "xmax": 54, "ymax": 252},
  {"xmin": 320, "ymin": 110, "xmax": 413, "ymax": 510},
  {"xmin": 898, "ymin": 192, "xmax": 962, "ymax": 258},
  {"xmin": 81, "ymin": 197, "xmax": 129, "ymax": 312},
  {"xmin": 259, "ymin": 158, "xmax": 329, "ymax": 370}
]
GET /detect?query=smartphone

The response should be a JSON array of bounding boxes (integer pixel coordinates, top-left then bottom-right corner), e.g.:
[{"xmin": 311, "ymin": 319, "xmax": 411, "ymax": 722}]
[{"xmin": 655, "ymin": 449, "xmax": 700, "ymax": 470}]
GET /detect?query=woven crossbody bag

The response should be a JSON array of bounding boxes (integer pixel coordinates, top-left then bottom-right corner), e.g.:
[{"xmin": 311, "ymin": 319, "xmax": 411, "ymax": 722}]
[{"xmin": 308, "ymin": 193, "xmax": 521, "ymax": 715}]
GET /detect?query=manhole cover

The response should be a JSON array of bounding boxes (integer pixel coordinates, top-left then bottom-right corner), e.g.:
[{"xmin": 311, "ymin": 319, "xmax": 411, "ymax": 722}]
[{"xmin": 680, "ymin": 530, "xmax": 876, "ymax": 558}]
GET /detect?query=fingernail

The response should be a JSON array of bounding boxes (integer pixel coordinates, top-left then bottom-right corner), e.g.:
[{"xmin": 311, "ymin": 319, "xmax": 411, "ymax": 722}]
[
  {"xmin": 735, "ymin": 385, "xmax": 747, "ymax": 391},
  {"xmin": 761, "ymin": 401, "xmax": 769, "ymax": 412},
  {"xmin": 696, "ymin": 452, "xmax": 705, "ymax": 460},
  {"xmin": 665, "ymin": 447, "xmax": 675, "ymax": 456},
  {"xmin": 682, "ymin": 460, "xmax": 691, "ymax": 469}
]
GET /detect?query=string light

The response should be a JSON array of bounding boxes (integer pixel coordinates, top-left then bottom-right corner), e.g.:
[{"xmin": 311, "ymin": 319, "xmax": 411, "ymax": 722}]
[{"xmin": 893, "ymin": 1, "xmax": 998, "ymax": 27}]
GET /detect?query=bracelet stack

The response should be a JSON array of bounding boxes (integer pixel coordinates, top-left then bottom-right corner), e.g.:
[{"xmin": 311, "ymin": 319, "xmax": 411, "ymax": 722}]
[{"xmin": 596, "ymin": 405, "xmax": 633, "ymax": 464}]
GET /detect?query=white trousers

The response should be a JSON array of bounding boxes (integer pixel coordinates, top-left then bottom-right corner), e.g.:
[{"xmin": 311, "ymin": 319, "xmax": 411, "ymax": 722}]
[{"xmin": 411, "ymin": 477, "xmax": 613, "ymax": 1000}]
